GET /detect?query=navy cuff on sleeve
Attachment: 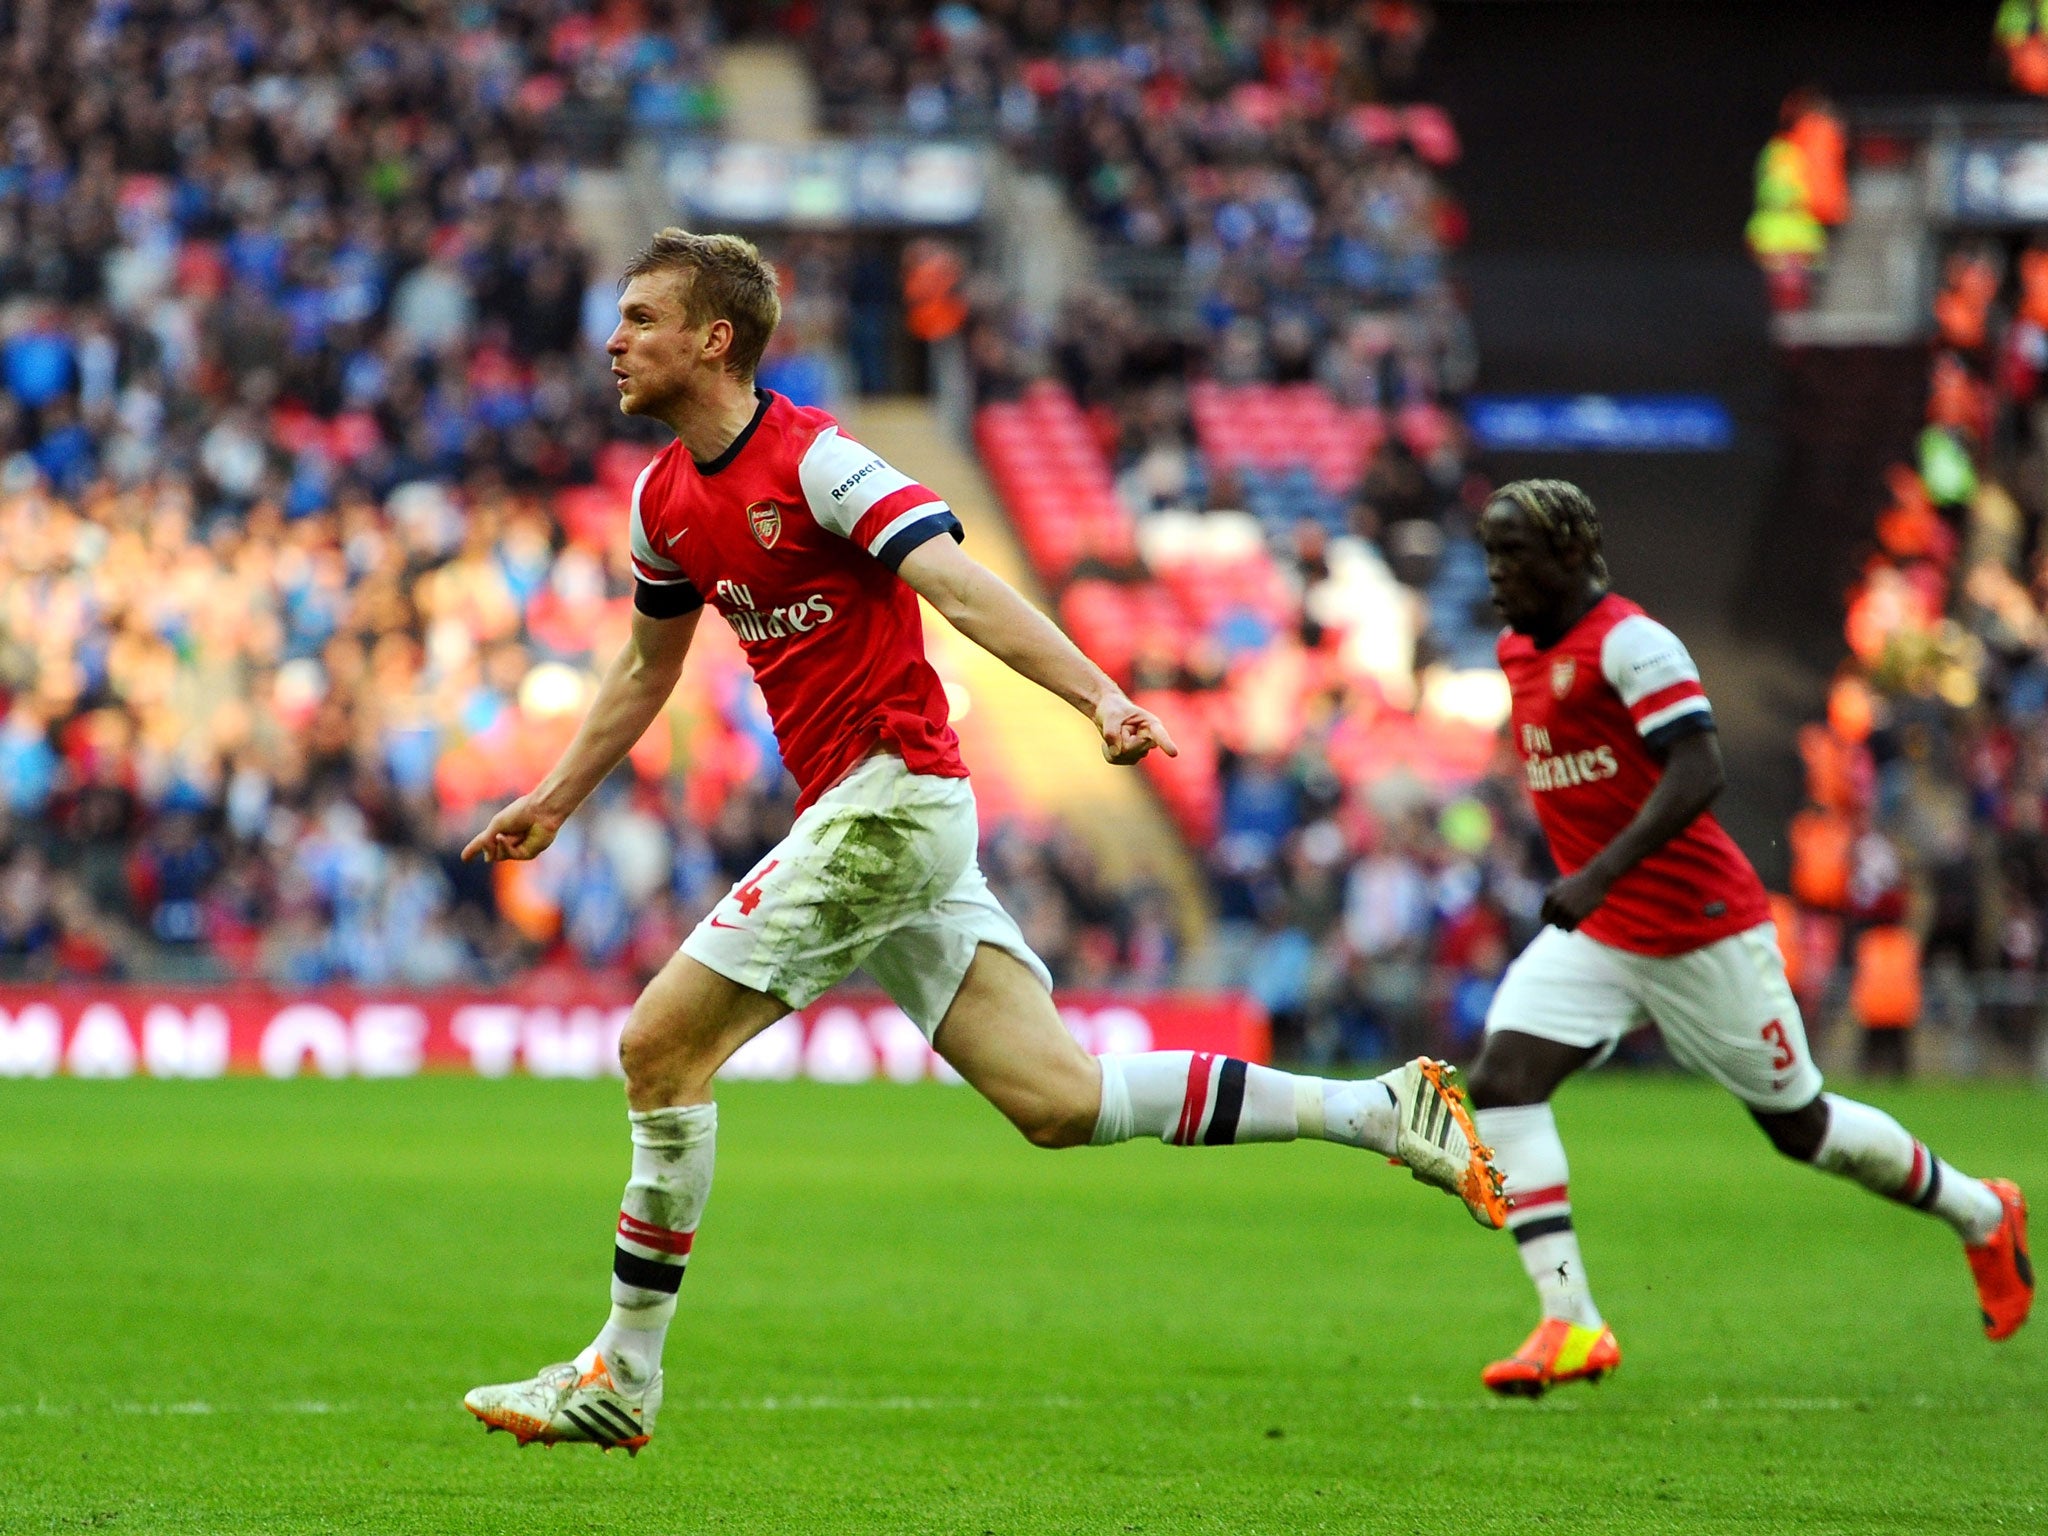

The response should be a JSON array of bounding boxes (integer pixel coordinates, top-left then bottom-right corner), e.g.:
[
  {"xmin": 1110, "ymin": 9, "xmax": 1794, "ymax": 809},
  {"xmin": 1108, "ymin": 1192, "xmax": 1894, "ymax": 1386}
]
[
  {"xmin": 1643, "ymin": 708, "xmax": 1714, "ymax": 758},
  {"xmin": 874, "ymin": 510, "xmax": 964, "ymax": 571},
  {"xmin": 634, "ymin": 578, "xmax": 705, "ymax": 619}
]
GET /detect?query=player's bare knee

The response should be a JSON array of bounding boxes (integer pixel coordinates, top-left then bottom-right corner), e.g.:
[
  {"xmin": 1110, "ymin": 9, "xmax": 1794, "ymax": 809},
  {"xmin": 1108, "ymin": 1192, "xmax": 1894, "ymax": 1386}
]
[
  {"xmin": 1467, "ymin": 1030, "xmax": 1592, "ymax": 1108},
  {"xmin": 1751, "ymin": 1098, "xmax": 1828, "ymax": 1162},
  {"xmin": 1012, "ymin": 1105, "xmax": 1084, "ymax": 1150},
  {"xmin": 615, "ymin": 1014, "xmax": 664, "ymax": 1092},
  {"xmin": 617, "ymin": 1007, "xmax": 705, "ymax": 1100},
  {"xmin": 1466, "ymin": 1054, "xmax": 1540, "ymax": 1110},
  {"xmin": 1463, "ymin": 1059, "xmax": 1509, "ymax": 1109},
  {"xmin": 1012, "ymin": 1091, "xmax": 1095, "ymax": 1149}
]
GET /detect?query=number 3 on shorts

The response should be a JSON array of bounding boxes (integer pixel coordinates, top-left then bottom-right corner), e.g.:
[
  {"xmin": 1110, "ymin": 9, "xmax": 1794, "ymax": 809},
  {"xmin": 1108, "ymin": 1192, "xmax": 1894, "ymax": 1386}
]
[{"xmin": 1761, "ymin": 1018, "xmax": 1795, "ymax": 1071}]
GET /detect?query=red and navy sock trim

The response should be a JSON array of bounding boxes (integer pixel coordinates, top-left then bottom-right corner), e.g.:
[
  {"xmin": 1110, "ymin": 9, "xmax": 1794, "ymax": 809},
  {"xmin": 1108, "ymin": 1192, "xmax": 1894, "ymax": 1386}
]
[
  {"xmin": 613, "ymin": 1249, "xmax": 684, "ymax": 1293},
  {"xmin": 1203, "ymin": 1059, "xmax": 1248, "ymax": 1145},
  {"xmin": 1895, "ymin": 1141, "xmax": 1945, "ymax": 1210},
  {"xmin": 1171, "ymin": 1053, "xmax": 1251, "ymax": 1145},
  {"xmin": 1507, "ymin": 1183, "xmax": 1574, "ymax": 1245},
  {"xmin": 613, "ymin": 1210, "xmax": 694, "ymax": 1294}
]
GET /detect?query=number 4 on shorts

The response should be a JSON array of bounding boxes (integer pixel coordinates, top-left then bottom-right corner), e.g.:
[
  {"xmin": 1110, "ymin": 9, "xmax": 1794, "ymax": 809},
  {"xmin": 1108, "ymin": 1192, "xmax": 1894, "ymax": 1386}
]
[{"xmin": 734, "ymin": 860, "xmax": 779, "ymax": 917}]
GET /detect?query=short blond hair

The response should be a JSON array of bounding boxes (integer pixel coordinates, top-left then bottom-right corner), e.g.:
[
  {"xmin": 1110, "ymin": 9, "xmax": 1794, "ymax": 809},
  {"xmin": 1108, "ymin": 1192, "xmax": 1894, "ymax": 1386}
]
[{"xmin": 623, "ymin": 228, "xmax": 781, "ymax": 380}]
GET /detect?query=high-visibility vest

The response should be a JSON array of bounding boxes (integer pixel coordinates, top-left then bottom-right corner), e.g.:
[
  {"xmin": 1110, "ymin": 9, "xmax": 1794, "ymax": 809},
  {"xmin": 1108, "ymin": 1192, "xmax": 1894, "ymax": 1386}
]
[
  {"xmin": 1768, "ymin": 893, "xmax": 1803, "ymax": 994},
  {"xmin": 1747, "ymin": 138, "xmax": 1825, "ymax": 259},
  {"xmin": 1999, "ymin": 1, "xmax": 2048, "ymax": 91},
  {"xmin": 1798, "ymin": 721, "xmax": 1869, "ymax": 813},
  {"xmin": 1850, "ymin": 925, "xmax": 1921, "ymax": 1029},
  {"xmin": 1934, "ymin": 256, "xmax": 1998, "ymax": 350},
  {"xmin": 494, "ymin": 857, "xmax": 562, "ymax": 944},
  {"xmin": 2020, "ymin": 249, "xmax": 2048, "ymax": 331},
  {"xmin": 1998, "ymin": 0, "xmax": 2048, "ymax": 44},
  {"xmin": 1789, "ymin": 806, "xmax": 1854, "ymax": 911},
  {"xmin": 1787, "ymin": 109, "xmax": 1849, "ymax": 226},
  {"xmin": 1826, "ymin": 674, "xmax": 1874, "ymax": 744},
  {"xmin": 2017, "ymin": 36, "xmax": 2048, "ymax": 94},
  {"xmin": 902, "ymin": 247, "xmax": 967, "ymax": 342},
  {"xmin": 1918, "ymin": 424, "xmax": 1978, "ymax": 506}
]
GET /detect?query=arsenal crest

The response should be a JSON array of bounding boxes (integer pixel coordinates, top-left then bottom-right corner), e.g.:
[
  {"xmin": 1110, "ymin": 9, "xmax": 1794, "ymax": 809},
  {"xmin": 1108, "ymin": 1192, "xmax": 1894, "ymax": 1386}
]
[
  {"xmin": 1551, "ymin": 657, "xmax": 1576, "ymax": 698},
  {"xmin": 747, "ymin": 499, "xmax": 782, "ymax": 549}
]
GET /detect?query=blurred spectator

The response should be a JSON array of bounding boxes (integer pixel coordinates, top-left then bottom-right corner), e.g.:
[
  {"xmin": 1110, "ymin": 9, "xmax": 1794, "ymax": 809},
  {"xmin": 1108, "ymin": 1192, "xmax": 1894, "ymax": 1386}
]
[
  {"xmin": 806, "ymin": 1, "xmax": 1471, "ymax": 393},
  {"xmin": 0, "ymin": 2, "xmax": 726, "ymax": 509},
  {"xmin": 0, "ymin": 1, "xmax": 1528, "ymax": 1038},
  {"xmin": 1998, "ymin": 0, "xmax": 2048, "ymax": 95},
  {"xmin": 885, "ymin": 3, "xmax": 1524, "ymax": 1056},
  {"xmin": 1748, "ymin": 93, "xmax": 1833, "ymax": 313},
  {"xmin": 0, "ymin": 5, "xmax": 1123, "ymax": 992},
  {"xmin": 1778, "ymin": 124, "xmax": 2048, "ymax": 1068}
]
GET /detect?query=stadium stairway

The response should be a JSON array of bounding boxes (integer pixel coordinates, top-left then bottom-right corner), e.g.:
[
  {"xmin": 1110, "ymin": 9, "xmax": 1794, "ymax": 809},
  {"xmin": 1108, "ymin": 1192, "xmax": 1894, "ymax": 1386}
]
[
  {"xmin": 834, "ymin": 398, "xmax": 1213, "ymax": 943},
  {"xmin": 579, "ymin": 41, "xmax": 824, "ymax": 275},
  {"xmin": 713, "ymin": 41, "xmax": 819, "ymax": 144},
  {"xmin": 590, "ymin": 40, "xmax": 822, "ymax": 277},
  {"xmin": 1772, "ymin": 166, "xmax": 1927, "ymax": 348}
]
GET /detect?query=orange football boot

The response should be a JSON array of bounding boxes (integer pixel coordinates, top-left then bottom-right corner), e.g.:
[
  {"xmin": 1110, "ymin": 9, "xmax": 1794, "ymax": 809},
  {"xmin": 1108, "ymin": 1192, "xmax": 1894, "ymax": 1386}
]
[
  {"xmin": 1966, "ymin": 1178, "xmax": 2032, "ymax": 1342},
  {"xmin": 1384, "ymin": 1058, "xmax": 1510, "ymax": 1229},
  {"xmin": 464, "ymin": 1352, "xmax": 658, "ymax": 1453},
  {"xmin": 1481, "ymin": 1317, "xmax": 1622, "ymax": 1398}
]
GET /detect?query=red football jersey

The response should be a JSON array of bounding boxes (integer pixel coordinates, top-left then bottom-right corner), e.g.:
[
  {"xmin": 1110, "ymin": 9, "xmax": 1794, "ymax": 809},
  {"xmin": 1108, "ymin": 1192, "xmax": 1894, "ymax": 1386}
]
[
  {"xmin": 627, "ymin": 389, "xmax": 968, "ymax": 811},
  {"xmin": 1498, "ymin": 592, "xmax": 1769, "ymax": 956}
]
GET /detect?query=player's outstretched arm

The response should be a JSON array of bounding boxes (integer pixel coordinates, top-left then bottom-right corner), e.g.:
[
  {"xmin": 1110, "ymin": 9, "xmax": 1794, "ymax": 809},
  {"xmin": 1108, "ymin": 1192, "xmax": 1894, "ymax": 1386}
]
[
  {"xmin": 1542, "ymin": 726, "xmax": 1726, "ymax": 929},
  {"xmin": 462, "ymin": 607, "xmax": 702, "ymax": 863},
  {"xmin": 896, "ymin": 537, "xmax": 1177, "ymax": 765}
]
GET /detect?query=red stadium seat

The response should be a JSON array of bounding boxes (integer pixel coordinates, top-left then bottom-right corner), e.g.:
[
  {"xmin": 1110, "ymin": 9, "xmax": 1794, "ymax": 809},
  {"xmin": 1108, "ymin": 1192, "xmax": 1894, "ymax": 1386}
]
[
  {"xmin": 597, "ymin": 442, "xmax": 656, "ymax": 494},
  {"xmin": 1135, "ymin": 689, "xmax": 1219, "ymax": 843},
  {"xmin": 1348, "ymin": 103, "xmax": 1404, "ymax": 149},
  {"xmin": 1402, "ymin": 104, "xmax": 1462, "ymax": 166},
  {"xmin": 555, "ymin": 485, "xmax": 621, "ymax": 551}
]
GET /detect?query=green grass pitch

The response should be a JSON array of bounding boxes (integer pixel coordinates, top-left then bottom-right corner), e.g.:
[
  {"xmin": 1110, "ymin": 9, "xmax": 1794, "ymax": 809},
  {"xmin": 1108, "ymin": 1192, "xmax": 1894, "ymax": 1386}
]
[{"xmin": 0, "ymin": 1073, "xmax": 2041, "ymax": 1534}]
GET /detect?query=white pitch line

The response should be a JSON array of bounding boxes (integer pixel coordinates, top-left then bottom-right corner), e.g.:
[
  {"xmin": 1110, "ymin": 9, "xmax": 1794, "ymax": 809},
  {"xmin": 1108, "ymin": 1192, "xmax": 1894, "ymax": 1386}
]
[
  {"xmin": 0, "ymin": 1391, "xmax": 1990, "ymax": 1419},
  {"xmin": 2, "ymin": 1396, "xmax": 1098, "ymax": 1418},
  {"xmin": 8, "ymin": 1401, "xmax": 400, "ymax": 1418},
  {"xmin": 1397, "ymin": 1395, "xmax": 1581, "ymax": 1413}
]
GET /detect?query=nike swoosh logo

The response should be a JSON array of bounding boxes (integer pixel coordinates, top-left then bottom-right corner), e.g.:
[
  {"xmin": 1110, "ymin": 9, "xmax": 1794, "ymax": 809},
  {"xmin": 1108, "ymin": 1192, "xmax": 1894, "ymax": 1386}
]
[
  {"xmin": 663, "ymin": 528, "xmax": 687, "ymax": 548},
  {"xmin": 708, "ymin": 915, "xmax": 745, "ymax": 930}
]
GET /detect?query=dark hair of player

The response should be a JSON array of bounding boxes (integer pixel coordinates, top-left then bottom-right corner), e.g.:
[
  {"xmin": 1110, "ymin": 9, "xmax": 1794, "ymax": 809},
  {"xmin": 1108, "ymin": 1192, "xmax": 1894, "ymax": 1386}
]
[
  {"xmin": 622, "ymin": 228, "xmax": 782, "ymax": 381},
  {"xmin": 1488, "ymin": 478, "xmax": 1610, "ymax": 584}
]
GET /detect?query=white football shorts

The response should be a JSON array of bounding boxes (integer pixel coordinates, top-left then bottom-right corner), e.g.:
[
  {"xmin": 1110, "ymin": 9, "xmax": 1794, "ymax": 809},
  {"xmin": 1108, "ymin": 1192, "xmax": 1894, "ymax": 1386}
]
[
  {"xmin": 681, "ymin": 752, "xmax": 1052, "ymax": 1038},
  {"xmin": 1483, "ymin": 921, "xmax": 1823, "ymax": 1111}
]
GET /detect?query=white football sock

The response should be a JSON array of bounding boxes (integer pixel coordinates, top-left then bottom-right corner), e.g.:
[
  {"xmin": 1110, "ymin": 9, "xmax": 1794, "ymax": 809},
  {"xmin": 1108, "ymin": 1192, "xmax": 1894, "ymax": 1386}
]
[
  {"xmin": 1474, "ymin": 1102, "xmax": 1602, "ymax": 1329},
  {"xmin": 587, "ymin": 1103, "xmax": 717, "ymax": 1389},
  {"xmin": 1091, "ymin": 1052, "xmax": 1398, "ymax": 1154},
  {"xmin": 1811, "ymin": 1093, "xmax": 2003, "ymax": 1245}
]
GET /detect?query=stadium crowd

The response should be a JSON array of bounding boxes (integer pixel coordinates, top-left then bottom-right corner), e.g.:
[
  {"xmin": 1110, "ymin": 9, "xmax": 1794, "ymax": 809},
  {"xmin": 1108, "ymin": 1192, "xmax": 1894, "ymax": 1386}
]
[
  {"xmin": 1782, "ymin": 123, "xmax": 2048, "ymax": 1063},
  {"xmin": 0, "ymin": 0, "xmax": 779, "ymax": 991},
  {"xmin": 817, "ymin": 0, "xmax": 1541, "ymax": 1057},
  {"xmin": 0, "ymin": 443, "xmax": 1202, "ymax": 993},
  {"xmin": 0, "ymin": 0, "xmax": 1552, "ymax": 1065},
  {"xmin": 0, "ymin": 0, "xmax": 728, "ymax": 506},
  {"xmin": 811, "ymin": 0, "xmax": 1464, "ymax": 384}
]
